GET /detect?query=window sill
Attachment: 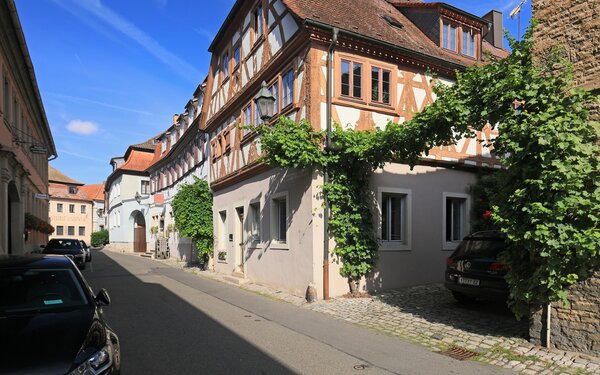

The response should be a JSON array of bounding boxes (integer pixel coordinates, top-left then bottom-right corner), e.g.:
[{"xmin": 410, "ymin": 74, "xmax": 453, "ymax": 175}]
[
  {"xmin": 379, "ymin": 241, "xmax": 411, "ymax": 252},
  {"xmin": 270, "ymin": 241, "xmax": 289, "ymax": 250}
]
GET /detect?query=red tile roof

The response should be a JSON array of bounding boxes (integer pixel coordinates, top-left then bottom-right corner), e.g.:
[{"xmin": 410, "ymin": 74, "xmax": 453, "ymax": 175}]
[
  {"xmin": 79, "ymin": 183, "xmax": 105, "ymax": 201},
  {"xmin": 48, "ymin": 183, "xmax": 92, "ymax": 201},
  {"xmin": 120, "ymin": 149, "xmax": 154, "ymax": 172},
  {"xmin": 282, "ymin": 0, "xmax": 508, "ymax": 68}
]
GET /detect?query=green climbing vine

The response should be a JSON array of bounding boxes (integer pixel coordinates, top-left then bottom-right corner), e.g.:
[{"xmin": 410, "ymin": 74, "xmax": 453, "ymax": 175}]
[
  {"xmin": 171, "ymin": 177, "xmax": 214, "ymax": 264},
  {"xmin": 258, "ymin": 24, "xmax": 599, "ymax": 315}
]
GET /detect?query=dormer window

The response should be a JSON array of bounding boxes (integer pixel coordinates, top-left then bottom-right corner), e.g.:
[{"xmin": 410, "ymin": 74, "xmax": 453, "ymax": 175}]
[
  {"xmin": 441, "ymin": 20, "xmax": 458, "ymax": 52},
  {"xmin": 441, "ymin": 17, "xmax": 480, "ymax": 59},
  {"xmin": 69, "ymin": 186, "xmax": 78, "ymax": 194},
  {"xmin": 161, "ymin": 137, "xmax": 167, "ymax": 153},
  {"xmin": 462, "ymin": 28, "xmax": 476, "ymax": 58}
]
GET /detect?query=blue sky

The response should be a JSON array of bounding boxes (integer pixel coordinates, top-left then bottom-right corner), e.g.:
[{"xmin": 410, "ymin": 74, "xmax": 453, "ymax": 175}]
[{"xmin": 14, "ymin": 0, "xmax": 531, "ymax": 184}]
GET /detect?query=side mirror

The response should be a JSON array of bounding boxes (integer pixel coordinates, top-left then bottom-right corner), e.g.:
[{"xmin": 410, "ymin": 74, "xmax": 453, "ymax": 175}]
[{"xmin": 95, "ymin": 288, "xmax": 111, "ymax": 306}]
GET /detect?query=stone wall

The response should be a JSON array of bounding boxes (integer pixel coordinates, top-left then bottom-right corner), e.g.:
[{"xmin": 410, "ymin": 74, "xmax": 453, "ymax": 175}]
[
  {"xmin": 529, "ymin": 0, "xmax": 600, "ymax": 356},
  {"xmin": 530, "ymin": 271, "xmax": 600, "ymax": 356},
  {"xmin": 532, "ymin": 0, "xmax": 600, "ymax": 92}
]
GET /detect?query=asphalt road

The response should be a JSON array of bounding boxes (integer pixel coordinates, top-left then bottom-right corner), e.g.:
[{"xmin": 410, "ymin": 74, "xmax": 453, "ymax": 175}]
[{"xmin": 82, "ymin": 249, "xmax": 511, "ymax": 375}]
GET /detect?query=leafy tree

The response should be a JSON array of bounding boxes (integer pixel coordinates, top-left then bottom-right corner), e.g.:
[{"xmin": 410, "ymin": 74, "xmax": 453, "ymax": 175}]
[
  {"xmin": 91, "ymin": 229, "xmax": 109, "ymax": 247},
  {"xmin": 171, "ymin": 177, "xmax": 214, "ymax": 264},
  {"xmin": 258, "ymin": 24, "xmax": 599, "ymax": 310}
]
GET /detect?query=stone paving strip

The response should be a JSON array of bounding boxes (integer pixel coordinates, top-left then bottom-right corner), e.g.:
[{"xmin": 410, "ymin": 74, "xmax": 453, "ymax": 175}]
[
  {"xmin": 307, "ymin": 285, "xmax": 600, "ymax": 375},
  {"xmin": 135, "ymin": 252, "xmax": 600, "ymax": 375}
]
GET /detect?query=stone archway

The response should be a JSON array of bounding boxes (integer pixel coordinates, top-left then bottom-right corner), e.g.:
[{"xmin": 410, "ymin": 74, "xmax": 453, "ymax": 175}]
[
  {"xmin": 7, "ymin": 181, "xmax": 21, "ymax": 255},
  {"xmin": 131, "ymin": 210, "xmax": 146, "ymax": 253}
]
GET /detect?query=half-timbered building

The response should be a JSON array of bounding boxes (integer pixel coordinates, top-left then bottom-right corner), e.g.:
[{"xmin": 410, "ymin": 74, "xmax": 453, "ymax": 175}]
[
  {"xmin": 200, "ymin": 0, "xmax": 508, "ymax": 298},
  {"xmin": 146, "ymin": 82, "xmax": 209, "ymax": 261}
]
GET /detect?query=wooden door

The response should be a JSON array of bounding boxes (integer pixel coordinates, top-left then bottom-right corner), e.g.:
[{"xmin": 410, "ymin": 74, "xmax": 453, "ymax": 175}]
[{"xmin": 134, "ymin": 226, "xmax": 146, "ymax": 252}]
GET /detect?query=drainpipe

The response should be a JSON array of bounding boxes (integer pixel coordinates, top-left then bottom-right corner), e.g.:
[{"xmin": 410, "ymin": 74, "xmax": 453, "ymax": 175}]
[
  {"xmin": 323, "ymin": 27, "xmax": 339, "ymax": 301},
  {"xmin": 546, "ymin": 303, "xmax": 551, "ymax": 348}
]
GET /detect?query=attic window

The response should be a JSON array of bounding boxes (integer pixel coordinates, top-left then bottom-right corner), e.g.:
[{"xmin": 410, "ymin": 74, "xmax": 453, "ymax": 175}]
[
  {"xmin": 69, "ymin": 186, "xmax": 78, "ymax": 194},
  {"xmin": 383, "ymin": 15, "xmax": 403, "ymax": 29}
]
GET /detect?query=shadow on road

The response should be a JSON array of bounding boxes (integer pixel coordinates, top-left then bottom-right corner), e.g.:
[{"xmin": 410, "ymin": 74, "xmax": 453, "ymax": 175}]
[{"xmin": 82, "ymin": 249, "xmax": 296, "ymax": 375}]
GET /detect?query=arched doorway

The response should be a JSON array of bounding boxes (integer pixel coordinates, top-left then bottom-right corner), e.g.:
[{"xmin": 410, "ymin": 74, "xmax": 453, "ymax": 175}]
[
  {"xmin": 7, "ymin": 182, "xmax": 21, "ymax": 255},
  {"xmin": 131, "ymin": 210, "xmax": 146, "ymax": 253}
]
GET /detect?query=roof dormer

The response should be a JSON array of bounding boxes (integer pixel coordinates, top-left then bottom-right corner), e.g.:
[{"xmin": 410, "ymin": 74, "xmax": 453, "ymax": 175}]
[{"xmin": 393, "ymin": 2, "xmax": 492, "ymax": 60}]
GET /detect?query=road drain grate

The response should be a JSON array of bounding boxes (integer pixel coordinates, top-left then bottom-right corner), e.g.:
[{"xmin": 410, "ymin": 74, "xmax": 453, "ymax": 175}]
[{"xmin": 438, "ymin": 346, "xmax": 479, "ymax": 361}]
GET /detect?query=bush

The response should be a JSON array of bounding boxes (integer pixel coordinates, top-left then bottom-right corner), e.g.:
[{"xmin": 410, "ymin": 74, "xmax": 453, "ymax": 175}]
[{"xmin": 91, "ymin": 229, "xmax": 109, "ymax": 247}]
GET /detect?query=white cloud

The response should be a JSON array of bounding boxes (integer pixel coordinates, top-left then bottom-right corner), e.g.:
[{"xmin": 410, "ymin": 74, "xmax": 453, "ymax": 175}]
[{"xmin": 66, "ymin": 120, "xmax": 99, "ymax": 135}]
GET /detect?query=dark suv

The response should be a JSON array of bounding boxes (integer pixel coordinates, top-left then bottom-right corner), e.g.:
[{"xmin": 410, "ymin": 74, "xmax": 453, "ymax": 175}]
[{"xmin": 444, "ymin": 231, "xmax": 509, "ymax": 303}]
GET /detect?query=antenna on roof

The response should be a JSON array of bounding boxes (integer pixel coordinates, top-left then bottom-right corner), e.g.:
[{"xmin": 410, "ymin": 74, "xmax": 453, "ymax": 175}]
[{"xmin": 509, "ymin": 0, "xmax": 528, "ymax": 40}]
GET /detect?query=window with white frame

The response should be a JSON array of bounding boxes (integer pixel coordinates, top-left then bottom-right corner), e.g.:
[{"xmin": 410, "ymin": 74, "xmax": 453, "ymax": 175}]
[
  {"xmin": 443, "ymin": 193, "xmax": 470, "ymax": 248},
  {"xmin": 248, "ymin": 201, "xmax": 261, "ymax": 243},
  {"xmin": 379, "ymin": 188, "xmax": 411, "ymax": 250},
  {"xmin": 270, "ymin": 193, "xmax": 288, "ymax": 247}
]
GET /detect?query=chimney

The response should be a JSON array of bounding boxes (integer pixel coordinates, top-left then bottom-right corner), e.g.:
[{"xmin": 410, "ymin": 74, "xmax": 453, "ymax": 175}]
[{"xmin": 482, "ymin": 10, "xmax": 503, "ymax": 49}]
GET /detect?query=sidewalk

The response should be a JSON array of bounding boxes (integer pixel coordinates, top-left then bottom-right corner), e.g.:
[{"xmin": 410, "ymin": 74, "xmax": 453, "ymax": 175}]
[{"xmin": 103, "ymin": 246, "xmax": 600, "ymax": 375}]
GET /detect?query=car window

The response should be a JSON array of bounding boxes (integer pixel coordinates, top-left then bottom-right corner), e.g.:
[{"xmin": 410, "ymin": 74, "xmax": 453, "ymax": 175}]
[
  {"xmin": 47, "ymin": 239, "xmax": 80, "ymax": 250},
  {"xmin": 0, "ymin": 268, "xmax": 89, "ymax": 315},
  {"xmin": 454, "ymin": 238, "xmax": 505, "ymax": 258}
]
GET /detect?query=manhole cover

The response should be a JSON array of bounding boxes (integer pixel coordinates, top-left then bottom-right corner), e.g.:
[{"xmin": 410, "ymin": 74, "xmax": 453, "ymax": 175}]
[{"xmin": 438, "ymin": 346, "xmax": 479, "ymax": 361}]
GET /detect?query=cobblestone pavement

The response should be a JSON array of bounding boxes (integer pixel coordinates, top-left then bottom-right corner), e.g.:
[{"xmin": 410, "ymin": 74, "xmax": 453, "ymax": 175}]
[
  {"xmin": 126, "ymin": 249, "xmax": 600, "ymax": 375},
  {"xmin": 308, "ymin": 285, "xmax": 600, "ymax": 375}
]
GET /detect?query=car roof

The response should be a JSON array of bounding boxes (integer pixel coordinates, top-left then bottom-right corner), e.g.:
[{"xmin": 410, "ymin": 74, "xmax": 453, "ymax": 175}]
[{"xmin": 0, "ymin": 254, "xmax": 75, "ymax": 268}]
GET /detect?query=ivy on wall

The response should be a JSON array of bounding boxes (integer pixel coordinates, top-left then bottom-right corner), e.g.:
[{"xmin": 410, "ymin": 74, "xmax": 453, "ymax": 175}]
[
  {"xmin": 258, "ymin": 24, "xmax": 600, "ymax": 314},
  {"xmin": 171, "ymin": 177, "xmax": 214, "ymax": 264}
]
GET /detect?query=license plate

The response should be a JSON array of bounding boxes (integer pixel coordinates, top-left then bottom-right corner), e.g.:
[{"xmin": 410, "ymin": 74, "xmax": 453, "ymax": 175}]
[{"xmin": 458, "ymin": 277, "xmax": 480, "ymax": 286}]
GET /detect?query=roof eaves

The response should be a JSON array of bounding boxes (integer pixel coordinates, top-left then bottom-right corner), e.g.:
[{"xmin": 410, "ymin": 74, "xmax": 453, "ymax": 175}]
[
  {"xmin": 304, "ymin": 18, "xmax": 467, "ymax": 73},
  {"xmin": 209, "ymin": 0, "xmax": 245, "ymax": 52}
]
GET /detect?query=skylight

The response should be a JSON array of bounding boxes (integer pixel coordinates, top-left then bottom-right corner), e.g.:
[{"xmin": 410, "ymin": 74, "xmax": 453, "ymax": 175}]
[{"xmin": 383, "ymin": 15, "xmax": 403, "ymax": 29}]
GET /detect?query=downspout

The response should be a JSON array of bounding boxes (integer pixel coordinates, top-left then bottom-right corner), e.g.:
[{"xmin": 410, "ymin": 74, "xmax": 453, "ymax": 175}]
[
  {"xmin": 546, "ymin": 303, "xmax": 551, "ymax": 348},
  {"xmin": 323, "ymin": 27, "xmax": 339, "ymax": 301}
]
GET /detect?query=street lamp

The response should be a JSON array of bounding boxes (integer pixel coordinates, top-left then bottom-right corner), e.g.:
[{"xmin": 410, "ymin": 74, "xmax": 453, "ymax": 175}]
[
  {"xmin": 253, "ymin": 81, "xmax": 276, "ymax": 123},
  {"xmin": 134, "ymin": 192, "xmax": 142, "ymax": 204}
]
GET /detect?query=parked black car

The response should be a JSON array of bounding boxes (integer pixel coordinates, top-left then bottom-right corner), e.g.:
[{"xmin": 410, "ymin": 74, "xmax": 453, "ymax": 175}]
[
  {"xmin": 0, "ymin": 254, "xmax": 120, "ymax": 374},
  {"xmin": 42, "ymin": 238, "xmax": 86, "ymax": 269},
  {"xmin": 444, "ymin": 230, "xmax": 509, "ymax": 303},
  {"xmin": 80, "ymin": 240, "xmax": 92, "ymax": 262}
]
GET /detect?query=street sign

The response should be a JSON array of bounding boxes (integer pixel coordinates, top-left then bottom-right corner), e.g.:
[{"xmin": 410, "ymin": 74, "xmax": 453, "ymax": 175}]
[{"xmin": 34, "ymin": 194, "xmax": 49, "ymax": 199}]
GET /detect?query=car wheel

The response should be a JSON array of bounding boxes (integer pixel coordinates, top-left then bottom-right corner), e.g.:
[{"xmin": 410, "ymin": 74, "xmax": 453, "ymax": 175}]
[{"xmin": 452, "ymin": 291, "xmax": 476, "ymax": 304}]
